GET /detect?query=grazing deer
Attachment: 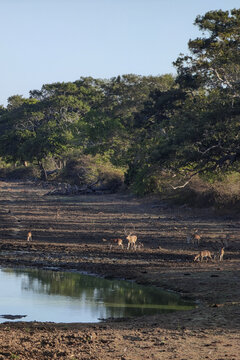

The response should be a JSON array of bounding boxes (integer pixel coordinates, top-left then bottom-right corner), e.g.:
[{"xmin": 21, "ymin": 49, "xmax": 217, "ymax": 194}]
[
  {"xmin": 194, "ymin": 250, "xmax": 212, "ymax": 262},
  {"xmin": 102, "ymin": 238, "xmax": 124, "ymax": 249},
  {"xmin": 27, "ymin": 231, "xmax": 32, "ymax": 242},
  {"xmin": 112, "ymin": 238, "xmax": 124, "ymax": 249},
  {"xmin": 219, "ymin": 247, "xmax": 225, "ymax": 261}
]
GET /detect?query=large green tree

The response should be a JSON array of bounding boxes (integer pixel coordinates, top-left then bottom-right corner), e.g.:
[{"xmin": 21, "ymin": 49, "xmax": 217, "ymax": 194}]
[
  {"xmin": 126, "ymin": 9, "xmax": 240, "ymax": 192},
  {"xmin": 175, "ymin": 9, "xmax": 240, "ymax": 94},
  {"xmin": 77, "ymin": 74, "xmax": 175, "ymax": 165},
  {"xmin": 0, "ymin": 75, "xmax": 175, "ymax": 178},
  {"xmin": 172, "ymin": 9, "xmax": 240, "ymax": 180},
  {"xmin": 0, "ymin": 87, "xmax": 88, "ymax": 179}
]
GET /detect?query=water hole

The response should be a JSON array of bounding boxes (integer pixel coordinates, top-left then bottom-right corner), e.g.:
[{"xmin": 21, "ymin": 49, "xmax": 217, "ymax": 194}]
[{"xmin": 0, "ymin": 267, "xmax": 195, "ymax": 323}]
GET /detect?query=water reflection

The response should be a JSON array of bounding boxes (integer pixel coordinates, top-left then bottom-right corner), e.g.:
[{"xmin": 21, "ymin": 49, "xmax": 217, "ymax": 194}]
[{"xmin": 0, "ymin": 268, "xmax": 195, "ymax": 322}]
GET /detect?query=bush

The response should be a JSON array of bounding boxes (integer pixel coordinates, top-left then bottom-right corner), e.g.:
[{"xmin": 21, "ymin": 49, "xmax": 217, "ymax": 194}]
[
  {"xmin": 128, "ymin": 167, "xmax": 240, "ymax": 212},
  {"xmin": 0, "ymin": 165, "xmax": 40, "ymax": 180},
  {"xmin": 58, "ymin": 154, "xmax": 125, "ymax": 192}
]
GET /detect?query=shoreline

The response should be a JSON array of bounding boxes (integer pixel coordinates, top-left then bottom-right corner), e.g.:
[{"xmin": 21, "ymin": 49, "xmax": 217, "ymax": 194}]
[{"xmin": 0, "ymin": 181, "xmax": 239, "ymax": 359}]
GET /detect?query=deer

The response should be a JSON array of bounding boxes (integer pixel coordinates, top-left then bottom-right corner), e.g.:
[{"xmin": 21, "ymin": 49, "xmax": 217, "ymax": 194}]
[
  {"xmin": 219, "ymin": 247, "xmax": 225, "ymax": 261},
  {"xmin": 124, "ymin": 225, "xmax": 137, "ymax": 250},
  {"xmin": 194, "ymin": 250, "xmax": 212, "ymax": 262},
  {"xmin": 102, "ymin": 238, "xmax": 124, "ymax": 249},
  {"xmin": 27, "ymin": 231, "xmax": 32, "ymax": 242},
  {"xmin": 192, "ymin": 230, "xmax": 201, "ymax": 246},
  {"xmin": 112, "ymin": 238, "xmax": 124, "ymax": 249},
  {"xmin": 126, "ymin": 234, "xmax": 137, "ymax": 250},
  {"xmin": 187, "ymin": 229, "xmax": 201, "ymax": 246}
]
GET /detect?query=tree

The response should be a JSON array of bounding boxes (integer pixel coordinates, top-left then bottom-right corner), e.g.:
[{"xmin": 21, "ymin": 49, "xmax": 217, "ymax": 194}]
[
  {"xmin": 170, "ymin": 9, "xmax": 240, "ymax": 182},
  {"xmin": 0, "ymin": 75, "xmax": 176, "ymax": 182},
  {"xmin": 0, "ymin": 88, "xmax": 87, "ymax": 179},
  {"xmin": 78, "ymin": 74, "xmax": 175, "ymax": 166},
  {"xmin": 124, "ymin": 9, "xmax": 240, "ymax": 193},
  {"xmin": 174, "ymin": 9, "xmax": 240, "ymax": 96}
]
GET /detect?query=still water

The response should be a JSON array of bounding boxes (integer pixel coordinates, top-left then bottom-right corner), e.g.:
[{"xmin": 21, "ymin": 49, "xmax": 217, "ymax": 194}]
[{"xmin": 0, "ymin": 268, "xmax": 195, "ymax": 323}]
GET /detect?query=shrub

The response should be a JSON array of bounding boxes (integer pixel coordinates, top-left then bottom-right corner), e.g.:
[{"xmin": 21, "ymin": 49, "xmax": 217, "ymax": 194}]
[
  {"xmin": 128, "ymin": 167, "xmax": 240, "ymax": 212},
  {"xmin": 58, "ymin": 154, "xmax": 125, "ymax": 192},
  {"xmin": 0, "ymin": 165, "xmax": 40, "ymax": 180}
]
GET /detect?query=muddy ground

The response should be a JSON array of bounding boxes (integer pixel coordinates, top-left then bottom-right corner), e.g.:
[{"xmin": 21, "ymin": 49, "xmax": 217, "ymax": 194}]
[{"xmin": 0, "ymin": 180, "xmax": 240, "ymax": 360}]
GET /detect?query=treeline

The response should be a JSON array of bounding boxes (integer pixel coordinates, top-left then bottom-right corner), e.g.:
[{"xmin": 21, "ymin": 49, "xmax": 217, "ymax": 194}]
[
  {"xmin": 0, "ymin": 73, "xmax": 174, "ymax": 185},
  {"xmin": 1, "ymin": 9, "xmax": 240, "ymax": 200}
]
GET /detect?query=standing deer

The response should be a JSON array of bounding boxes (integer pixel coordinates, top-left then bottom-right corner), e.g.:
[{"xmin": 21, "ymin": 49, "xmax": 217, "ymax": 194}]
[
  {"xmin": 192, "ymin": 230, "xmax": 201, "ymax": 246},
  {"xmin": 27, "ymin": 231, "xmax": 32, "ymax": 242},
  {"xmin": 124, "ymin": 226, "xmax": 137, "ymax": 250},
  {"xmin": 126, "ymin": 234, "xmax": 137, "ymax": 250},
  {"xmin": 219, "ymin": 247, "xmax": 225, "ymax": 261},
  {"xmin": 194, "ymin": 250, "xmax": 212, "ymax": 262},
  {"xmin": 187, "ymin": 229, "xmax": 201, "ymax": 246}
]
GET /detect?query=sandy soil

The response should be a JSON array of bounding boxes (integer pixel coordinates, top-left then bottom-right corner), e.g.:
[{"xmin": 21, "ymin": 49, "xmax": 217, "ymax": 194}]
[{"xmin": 0, "ymin": 180, "xmax": 240, "ymax": 360}]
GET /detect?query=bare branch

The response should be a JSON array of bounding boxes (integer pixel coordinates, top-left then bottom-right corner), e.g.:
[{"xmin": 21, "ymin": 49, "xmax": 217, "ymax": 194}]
[
  {"xmin": 171, "ymin": 150, "xmax": 240, "ymax": 190},
  {"xmin": 209, "ymin": 67, "xmax": 233, "ymax": 88},
  {"xmin": 170, "ymin": 171, "xmax": 200, "ymax": 189},
  {"xmin": 196, "ymin": 144, "xmax": 220, "ymax": 155}
]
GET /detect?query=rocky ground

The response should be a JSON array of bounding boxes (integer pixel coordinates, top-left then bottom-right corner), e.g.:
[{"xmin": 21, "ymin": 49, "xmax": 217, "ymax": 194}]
[{"xmin": 0, "ymin": 180, "xmax": 240, "ymax": 360}]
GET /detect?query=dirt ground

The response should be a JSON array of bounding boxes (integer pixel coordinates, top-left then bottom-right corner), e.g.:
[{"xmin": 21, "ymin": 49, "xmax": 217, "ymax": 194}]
[{"xmin": 0, "ymin": 180, "xmax": 240, "ymax": 360}]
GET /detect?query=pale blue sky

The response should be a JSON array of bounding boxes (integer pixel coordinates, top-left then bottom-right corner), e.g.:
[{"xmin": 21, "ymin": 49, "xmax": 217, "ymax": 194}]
[{"xmin": 1, "ymin": 0, "xmax": 239, "ymax": 106}]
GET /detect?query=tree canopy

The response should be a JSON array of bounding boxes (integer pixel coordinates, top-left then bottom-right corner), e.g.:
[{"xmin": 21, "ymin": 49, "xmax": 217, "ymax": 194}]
[
  {"xmin": 1, "ymin": 9, "xmax": 240, "ymax": 193},
  {"xmin": 126, "ymin": 8, "xmax": 240, "ymax": 191}
]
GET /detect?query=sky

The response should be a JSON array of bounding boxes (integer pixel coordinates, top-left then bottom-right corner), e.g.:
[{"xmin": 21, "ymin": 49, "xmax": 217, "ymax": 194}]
[{"xmin": 1, "ymin": 0, "xmax": 240, "ymax": 106}]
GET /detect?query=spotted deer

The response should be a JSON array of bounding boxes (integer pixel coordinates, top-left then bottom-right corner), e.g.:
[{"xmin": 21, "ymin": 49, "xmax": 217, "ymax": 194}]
[
  {"xmin": 187, "ymin": 229, "xmax": 201, "ymax": 246},
  {"xmin": 194, "ymin": 250, "xmax": 212, "ymax": 262},
  {"xmin": 124, "ymin": 226, "xmax": 137, "ymax": 250},
  {"xmin": 219, "ymin": 247, "xmax": 225, "ymax": 261},
  {"xmin": 27, "ymin": 231, "xmax": 32, "ymax": 242},
  {"xmin": 192, "ymin": 230, "xmax": 201, "ymax": 246},
  {"xmin": 112, "ymin": 238, "xmax": 124, "ymax": 249},
  {"xmin": 102, "ymin": 238, "xmax": 124, "ymax": 249},
  {"xmin": 126, "ymin": 234, "xmax": 137, "ymax": 250}
]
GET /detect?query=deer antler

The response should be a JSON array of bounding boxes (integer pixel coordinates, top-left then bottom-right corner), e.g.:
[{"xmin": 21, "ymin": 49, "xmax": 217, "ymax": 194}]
[
  {"xmin": 124, "ymin": 223, "xmax": 136, "ymax": 237},
  {"xmin": 124, "ymin": 225, "xmax": 129, "ymax": 236}
]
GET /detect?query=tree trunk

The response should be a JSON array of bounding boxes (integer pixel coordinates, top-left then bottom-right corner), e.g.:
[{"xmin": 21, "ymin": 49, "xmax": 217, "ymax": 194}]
[{"xmin": 38, "ymin": 161, "xmax": 48, "ymax": 181}]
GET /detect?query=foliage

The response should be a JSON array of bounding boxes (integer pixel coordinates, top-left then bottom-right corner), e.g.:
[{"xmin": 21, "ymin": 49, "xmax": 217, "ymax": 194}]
[
  {"xmin": 0, "ymin": 74, "xmax": 174, "ymax": 181},
  {"xmin": 58, "ymin": 153, "xmax": 125, "ymax": 191},
  {"xmin": 1, "ymin": 8, "xmax": 240, "ymax": 203},
  {"xmin": 0, "ymin": 164, "xmax": 40, "ymax": 180},
  {"xmin": 127, "ymin": 8, "xmax": 240, "ymax": 196},
  {"xmin": 174, "ymin": 9, "xmax": 240, "ymax": 94}
]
